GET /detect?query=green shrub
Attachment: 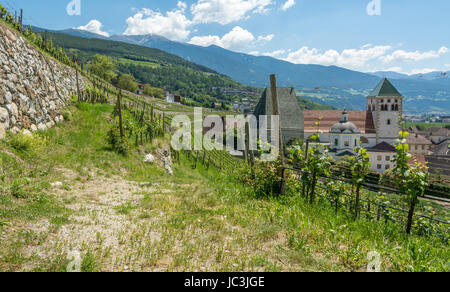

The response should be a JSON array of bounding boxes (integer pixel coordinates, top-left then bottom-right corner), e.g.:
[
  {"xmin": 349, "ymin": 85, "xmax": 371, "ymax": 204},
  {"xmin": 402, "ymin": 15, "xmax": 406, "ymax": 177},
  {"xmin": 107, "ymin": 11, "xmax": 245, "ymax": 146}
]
[
  {"xmin": 239, "ymin": 162, "xmax": 282, "ymax": 198},
  {"xmin": 62, "ymin": 109, "xmax": 73, "ymax": 121},
  {"xmin": 9, "ymin": 179, "xmax": 27, "ymax": 199},
  {"xmin": 81, "ymin": 251, "xmax": 100, "ymax": 272},
  {"xmin": 106, "ymin": 126, "xmax": 129, "ymax": 155},
  {"xmin": 8, "ymin": 132, "xmax": 46, "ymax": 154},
  {"xmin": 76, "ymin": 102, "xmax": 91, "ymax": 111}
]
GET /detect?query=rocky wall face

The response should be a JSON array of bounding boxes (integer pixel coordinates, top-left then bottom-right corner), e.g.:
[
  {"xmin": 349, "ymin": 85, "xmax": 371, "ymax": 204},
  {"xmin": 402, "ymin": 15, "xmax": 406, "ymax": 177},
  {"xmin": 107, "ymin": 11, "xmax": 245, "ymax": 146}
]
[{"xmin": 0, "ymin": 23, "xmax": 85, "ymax": 138}]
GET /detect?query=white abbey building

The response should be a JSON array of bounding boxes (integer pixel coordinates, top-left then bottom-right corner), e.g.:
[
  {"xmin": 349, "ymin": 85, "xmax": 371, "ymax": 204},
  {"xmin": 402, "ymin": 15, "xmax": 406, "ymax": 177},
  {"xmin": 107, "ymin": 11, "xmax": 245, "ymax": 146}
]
[{"xmin": 304, "ymin": 78, "xmax": 402, "ymax": 172}]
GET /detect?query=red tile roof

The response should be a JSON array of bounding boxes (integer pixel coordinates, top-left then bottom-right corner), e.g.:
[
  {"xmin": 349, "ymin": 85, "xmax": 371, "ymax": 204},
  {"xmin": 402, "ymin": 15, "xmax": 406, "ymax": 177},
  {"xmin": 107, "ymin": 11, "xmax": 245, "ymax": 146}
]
[
  {"xmin": 304, "ymin": 110, "xmax": 375, "ymax": 134},
  {"xmin": 406, "ymin": 134, "xmax": 432, "ymax": 145}
]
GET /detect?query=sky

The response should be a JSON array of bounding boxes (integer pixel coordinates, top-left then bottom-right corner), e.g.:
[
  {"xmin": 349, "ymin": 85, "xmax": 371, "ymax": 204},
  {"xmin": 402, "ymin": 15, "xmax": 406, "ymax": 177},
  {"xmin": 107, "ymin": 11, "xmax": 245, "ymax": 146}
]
[{"xmin": 2, "ymin": 0, "xmax": 449, "ymax": 75}]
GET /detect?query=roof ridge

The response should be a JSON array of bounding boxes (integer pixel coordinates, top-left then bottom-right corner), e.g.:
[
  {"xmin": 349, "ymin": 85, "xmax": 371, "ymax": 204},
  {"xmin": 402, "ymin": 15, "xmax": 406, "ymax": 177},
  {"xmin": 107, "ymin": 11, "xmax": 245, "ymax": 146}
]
[{"xmin": 368, "ymin": 78, "xmax": 402, "ymax": 97}]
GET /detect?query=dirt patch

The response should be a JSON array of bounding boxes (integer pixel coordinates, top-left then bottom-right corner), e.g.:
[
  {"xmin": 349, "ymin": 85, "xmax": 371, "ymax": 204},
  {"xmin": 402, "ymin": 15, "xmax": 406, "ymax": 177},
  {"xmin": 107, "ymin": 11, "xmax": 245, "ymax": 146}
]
[{"xmin": 3, "ymin": 168, "xmax": 175, "ymax": 271}]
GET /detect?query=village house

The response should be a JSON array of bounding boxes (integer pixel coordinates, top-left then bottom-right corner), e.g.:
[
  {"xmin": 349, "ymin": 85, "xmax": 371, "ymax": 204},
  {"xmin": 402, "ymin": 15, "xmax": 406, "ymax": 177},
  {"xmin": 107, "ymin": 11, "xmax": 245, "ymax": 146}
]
[
  {"xmin": 134, "ymin": 83, "xmax": 144, "ymax": 95},
  {"xmin": 406, "ymin": 133, "xmax": 433, "ymax": 156},
  {"xmin": 413, "ymin": 126, "xmax": 450, "ymax": 144},
  {"xmin": 366, "ymin": 142, "xmax": 397, "ymax": 173}
]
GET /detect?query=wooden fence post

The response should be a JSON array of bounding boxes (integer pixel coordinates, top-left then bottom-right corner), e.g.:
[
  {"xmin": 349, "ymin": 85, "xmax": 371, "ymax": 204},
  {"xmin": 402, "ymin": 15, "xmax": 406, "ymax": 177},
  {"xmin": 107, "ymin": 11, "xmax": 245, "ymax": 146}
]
[
  {"xmin": 406, "ymin": 196, "xmax": 417, "ymax": 235},
  {"xmin": 19, "ymin": 9, "xmax": 23, "ymax": 31},
  {"xmin": 118, "ymin": 89, "xmax": 124, "ymax": 138},
  {"xmin": 354, "ymin": 184, "xmax": 361, "ymax": 219},
  {"xmin": 301, "ymin": 141, "xmax": 310, "ymax": 198},
  {"xmin": 75, "ymin": 67, "xmax": 80, "ymax": 101},
  {"xmin": 270, "ymin": 74, "xmax": 286, "ymax": 195},
  {"xmin": 162, "ymin": 112, "xmax": 165, "ymax": 135}
]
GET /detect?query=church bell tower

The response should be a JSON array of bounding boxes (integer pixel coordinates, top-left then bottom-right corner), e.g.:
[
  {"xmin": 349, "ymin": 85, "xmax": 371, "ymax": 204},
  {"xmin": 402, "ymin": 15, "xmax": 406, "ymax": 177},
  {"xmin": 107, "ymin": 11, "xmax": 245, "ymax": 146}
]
[{"xmin": 366, "ymin": 78, "xmax": 403, "ymax": 145}]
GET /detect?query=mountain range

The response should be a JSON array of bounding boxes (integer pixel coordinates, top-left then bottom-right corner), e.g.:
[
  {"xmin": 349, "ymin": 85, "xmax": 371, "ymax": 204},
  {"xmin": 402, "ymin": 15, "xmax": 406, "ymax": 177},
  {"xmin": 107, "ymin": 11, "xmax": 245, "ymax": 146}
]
[{"xmin": 37, "ymin": 27, "xmax": 450, "ymax": 114}]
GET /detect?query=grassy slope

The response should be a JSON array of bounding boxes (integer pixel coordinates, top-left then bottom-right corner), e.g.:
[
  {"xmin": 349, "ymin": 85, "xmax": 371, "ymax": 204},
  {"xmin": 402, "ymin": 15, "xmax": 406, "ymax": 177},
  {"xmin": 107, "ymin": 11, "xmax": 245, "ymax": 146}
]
[{"xmin": 0, "ymin": 104, "xmax": 448, "ymax": 272}]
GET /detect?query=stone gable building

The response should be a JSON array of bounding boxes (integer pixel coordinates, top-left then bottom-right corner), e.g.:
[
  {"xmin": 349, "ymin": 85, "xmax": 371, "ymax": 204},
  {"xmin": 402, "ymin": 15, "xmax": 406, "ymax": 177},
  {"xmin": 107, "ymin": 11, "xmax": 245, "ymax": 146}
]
[{"xmin": 254, "ymin": 87, "xmax": 304, "ymax": 144}]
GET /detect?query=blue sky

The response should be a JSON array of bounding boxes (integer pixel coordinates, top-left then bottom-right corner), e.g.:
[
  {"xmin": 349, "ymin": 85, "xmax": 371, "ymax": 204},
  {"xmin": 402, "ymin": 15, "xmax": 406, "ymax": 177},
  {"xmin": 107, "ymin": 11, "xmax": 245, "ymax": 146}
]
[{"xmin": 2, "ymin": 0, "xmax": 449, "ymax": 75}]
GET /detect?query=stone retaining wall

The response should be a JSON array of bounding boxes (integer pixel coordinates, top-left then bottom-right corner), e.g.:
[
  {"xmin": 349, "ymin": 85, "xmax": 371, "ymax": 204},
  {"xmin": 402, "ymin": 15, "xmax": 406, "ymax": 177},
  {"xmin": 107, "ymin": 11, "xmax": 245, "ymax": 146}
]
[{"xmin": 0, "ymin": 22, "xmax": 86, "ymax": 139}]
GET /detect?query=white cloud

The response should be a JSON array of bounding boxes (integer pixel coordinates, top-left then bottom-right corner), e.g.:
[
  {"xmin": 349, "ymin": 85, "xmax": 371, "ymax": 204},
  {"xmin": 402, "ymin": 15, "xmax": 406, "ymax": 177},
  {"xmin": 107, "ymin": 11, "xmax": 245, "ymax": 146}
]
[
  {"xmin": 284, "ymin": 44, "xmax": 392, "ymax": 69},
  {"xmin": 250, "ymin": 49, "xmax": 287, "ymax": 57},
  {"xmin": 380, "ymin": 46, "xmax": 449, "ymax": 63},
  {"xmin": 257, "ymin": 34, "xmax": 274, "ymax": 41},
  {"xmin": 281, "ymin": 0, "xmax": 296, "ymax": 11},
  {"xmin": 188, "ymin": 26, "xmax": 273, "ymax": 51},
  {"xmin": 77, "ymin": 20, "xmax": 110, "ymax": 37},
  {"xmin": 124, "ymin": 2, "xmax": 192, "ymax": 41},
  {"xmin": 282, "ymin": 44, "xmax": 450, "ymax": 71},
  {"xmin": 190, "ymin": 0, "xmax": 273, "ymax": 25}
]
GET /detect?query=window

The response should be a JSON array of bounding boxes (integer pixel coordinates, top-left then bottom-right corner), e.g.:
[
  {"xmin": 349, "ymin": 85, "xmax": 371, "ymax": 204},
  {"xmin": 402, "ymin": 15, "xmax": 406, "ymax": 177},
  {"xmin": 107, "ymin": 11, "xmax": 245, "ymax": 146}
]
[
  {"xmin": 395, "ymin": 104, "xmax": 399, "ymax": 111},
  {"xmin": 415, "ymin": 145, "xmax": 418, "ymax": 150},
  {"xmin": 377, "ymin": 164, "xmax": 382, "ymax": 170},
  {"xmin": 391, "ymin": 104, "xmax": 395, "ymax": 111},
  {"xmin": 335, "ymin": 139, "xmax": 338, "ymax": 146},
  {"xmin": 422, "ymin": 145, "xmax": 425, "ymax": 150},
  {"xmin": 386, "ymin": 165, "xmax": 390, "ymax": 170},
  {"xmin": 387, "ymin": 119, "xmax": 391, "ymax": 125},
  {"xmin": 372, "ymin": 105, "xmax": 376, "ymax": 111},
  {"xmin": 377, "ymin": 155, "xmax": 382, "ymax": 161},
  {"xmin": 388, "ymin": 99, "xmax": 391, "ymax": 103},
  {"xmin": 355, "ymin": 139, "xmax": 358, "ymax": 146},
  {"xmin": 344, "ymin": 141, "xmax": 349, "ymax": 147},
  {"xmin": 386, "ymin": 156, "xmax": 390, "ymax": 161}
]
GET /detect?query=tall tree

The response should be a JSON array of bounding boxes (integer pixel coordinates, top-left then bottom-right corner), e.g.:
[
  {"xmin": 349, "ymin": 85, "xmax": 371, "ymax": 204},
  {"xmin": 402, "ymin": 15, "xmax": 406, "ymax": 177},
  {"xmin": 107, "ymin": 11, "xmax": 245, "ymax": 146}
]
[{"xmin": 89, "ymin": 54, "xmax": 117, "ymax": 82}]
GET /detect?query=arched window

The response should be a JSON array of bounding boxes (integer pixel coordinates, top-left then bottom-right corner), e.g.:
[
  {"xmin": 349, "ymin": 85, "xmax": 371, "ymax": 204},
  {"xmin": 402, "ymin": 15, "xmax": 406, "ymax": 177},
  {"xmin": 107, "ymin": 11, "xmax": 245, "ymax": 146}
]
[
  {"xmin": 395, "ymin": 104, "xmax": 399, "ymax": 111},
  {"xmin": 391, "ymin": 104, "xmax": 395, "ymax": 111},
  {"xmin": 372, "ymin": 105, "xmax": 376, "ymax": 111},
  {"xmin": 387, "ymin": 119, "xmax": 391, "ymax": 125}
]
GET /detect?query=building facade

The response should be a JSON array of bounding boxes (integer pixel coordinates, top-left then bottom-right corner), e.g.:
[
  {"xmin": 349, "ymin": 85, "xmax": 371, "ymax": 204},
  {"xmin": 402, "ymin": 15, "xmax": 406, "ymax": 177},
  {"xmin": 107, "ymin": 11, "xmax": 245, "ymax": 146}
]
[
  {"xmin": 304, "ymin": 78, "xmax": 404, "ymax": 172},
  {"xmin": 304, "ymin": 78, "xmax": 403, "ymax": 149}
]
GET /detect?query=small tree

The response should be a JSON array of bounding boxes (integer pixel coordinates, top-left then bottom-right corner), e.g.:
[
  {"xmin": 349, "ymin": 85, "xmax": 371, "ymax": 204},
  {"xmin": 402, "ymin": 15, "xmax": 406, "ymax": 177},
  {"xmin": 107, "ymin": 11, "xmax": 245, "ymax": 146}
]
[
  {"xmin": 347, "ymin": 147, "xmax": 371, "ymax": 219},
  {"xmin": 117, "ymin": 74, "xmax": 138, "ymax": 92},
  {"xmin": 390, "ymin": 131, "xmax": 429, "ymax": 234},
  {"xmin": 290, "ymin": 121, "xmax": 331, "ymax": 204}
]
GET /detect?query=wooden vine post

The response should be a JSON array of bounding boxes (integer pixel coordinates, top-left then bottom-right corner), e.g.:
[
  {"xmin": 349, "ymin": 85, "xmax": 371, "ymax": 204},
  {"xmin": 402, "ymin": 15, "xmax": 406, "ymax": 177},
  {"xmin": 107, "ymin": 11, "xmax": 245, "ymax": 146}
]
[
  {"xmin": 301, "ymin": 140, "xmax": 310, "ymax": 198},
  {"xmin": 270, "ymin": 74, "xmax": 286, "ymax": 195},
  {"xmin": 118, "ymin": 89, "xmax": 124, "ymax": 138},
  {"xmin": 243, "ymin": 118, "xmax": 249, "ymax": 164}
]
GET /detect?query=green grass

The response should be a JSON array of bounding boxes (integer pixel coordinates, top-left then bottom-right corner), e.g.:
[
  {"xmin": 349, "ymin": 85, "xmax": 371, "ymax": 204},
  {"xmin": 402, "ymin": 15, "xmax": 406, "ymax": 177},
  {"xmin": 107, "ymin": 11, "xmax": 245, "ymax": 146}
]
[{"xmin": 0, "ymin": 102, "xmax": 448, "ymax": 272}]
